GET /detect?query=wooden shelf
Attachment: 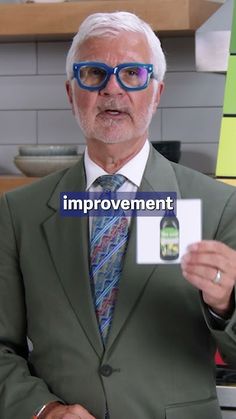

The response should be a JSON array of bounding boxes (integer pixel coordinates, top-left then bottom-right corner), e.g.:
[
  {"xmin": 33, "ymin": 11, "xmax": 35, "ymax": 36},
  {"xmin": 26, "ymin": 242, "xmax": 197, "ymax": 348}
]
[
  {"xmin": 0, "ymin": 0, "xmax": 221, "ymax": 41},
  {"xmin": 1, "ymin": 175, "xmax": 235, "ymax": 196},
  {"xmin": 217, "ymin": 178, "xmax": 236, "ymax": 187},
  {"xmin": 0, "ymin": 176, "xmax": 37, "ymax": 194}
]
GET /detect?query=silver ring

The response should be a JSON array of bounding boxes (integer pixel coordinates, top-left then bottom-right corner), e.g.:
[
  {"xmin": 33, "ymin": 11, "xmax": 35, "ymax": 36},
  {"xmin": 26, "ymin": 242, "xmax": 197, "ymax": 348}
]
[{"xmin": 213, "ymin": 269, "xmax": 222, "ymax": 284}]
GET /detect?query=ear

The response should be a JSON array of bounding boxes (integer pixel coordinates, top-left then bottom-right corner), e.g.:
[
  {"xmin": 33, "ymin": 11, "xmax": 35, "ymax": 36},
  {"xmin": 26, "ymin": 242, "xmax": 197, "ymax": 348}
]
[
  {"xmin": 152, "ymin": 81, "xmax": 165, "ymax": 115},
  {"xmin": 65, "ymin": 80, "xmax": 75, "ymax": 115},
  {"xmin": 65, "ymin": 80, "xmax": 73, "ymax": 105}
]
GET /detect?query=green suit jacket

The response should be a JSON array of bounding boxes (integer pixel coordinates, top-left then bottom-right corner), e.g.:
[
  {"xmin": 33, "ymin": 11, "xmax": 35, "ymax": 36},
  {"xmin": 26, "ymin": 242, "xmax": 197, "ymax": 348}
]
[{"xmin": 1, "ymin": 146, "xmax": 236, "ymax": 419}]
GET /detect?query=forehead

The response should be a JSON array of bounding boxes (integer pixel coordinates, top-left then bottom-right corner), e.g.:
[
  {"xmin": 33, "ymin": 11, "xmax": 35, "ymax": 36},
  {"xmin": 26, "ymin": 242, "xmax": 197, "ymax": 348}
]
[{"xmin": 76, "ymin": 31, "xmax": 152, "ymax": 64}]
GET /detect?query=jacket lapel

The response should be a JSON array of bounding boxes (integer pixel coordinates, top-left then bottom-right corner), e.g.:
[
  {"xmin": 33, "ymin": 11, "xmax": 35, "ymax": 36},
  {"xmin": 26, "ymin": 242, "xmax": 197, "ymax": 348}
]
[
  {"xmin": 42, "ymin": 158, "xmax": 104, "ymax": 357},
  {"xmin": 106, "ymin": 146, "xmax": 182, "ymax": 350}
]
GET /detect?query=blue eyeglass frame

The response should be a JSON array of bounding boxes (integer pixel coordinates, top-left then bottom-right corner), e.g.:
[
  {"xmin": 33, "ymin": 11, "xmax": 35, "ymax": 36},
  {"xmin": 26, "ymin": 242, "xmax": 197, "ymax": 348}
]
[{"xmin": 72, "ymin": 61, "xmax": 157, "ymax": 92}]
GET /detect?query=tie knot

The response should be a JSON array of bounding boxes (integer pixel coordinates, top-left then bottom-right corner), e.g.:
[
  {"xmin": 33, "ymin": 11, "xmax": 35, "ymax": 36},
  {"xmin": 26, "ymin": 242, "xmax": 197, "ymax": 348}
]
[{"xmin": 95, "ymin": 174, "xmax": 126, "ymax": 192}]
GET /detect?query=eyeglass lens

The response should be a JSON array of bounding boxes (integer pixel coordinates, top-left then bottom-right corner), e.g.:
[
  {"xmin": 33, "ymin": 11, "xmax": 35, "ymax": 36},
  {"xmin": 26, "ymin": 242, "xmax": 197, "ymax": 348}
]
[
  {"xmin": 80, "ymin": 66, "xmax": 106, "ymax": 87},
  {"xmin": 79, "ymin": 65, "xmax": 149, "ymax": 88}
]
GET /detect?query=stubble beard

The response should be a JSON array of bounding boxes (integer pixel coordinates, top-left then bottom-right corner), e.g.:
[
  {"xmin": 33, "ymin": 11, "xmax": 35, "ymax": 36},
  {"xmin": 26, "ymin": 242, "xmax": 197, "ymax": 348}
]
[{"xmin": 73, "ymin": 102, "xmax": 155, "ymax": 145}]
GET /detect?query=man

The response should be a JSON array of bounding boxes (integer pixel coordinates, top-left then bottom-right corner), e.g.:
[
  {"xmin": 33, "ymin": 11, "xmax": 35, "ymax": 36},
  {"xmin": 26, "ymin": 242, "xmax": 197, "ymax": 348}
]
[{"xmin": 0, "ymin": 11, "xmax": 236, "ymax": 419}]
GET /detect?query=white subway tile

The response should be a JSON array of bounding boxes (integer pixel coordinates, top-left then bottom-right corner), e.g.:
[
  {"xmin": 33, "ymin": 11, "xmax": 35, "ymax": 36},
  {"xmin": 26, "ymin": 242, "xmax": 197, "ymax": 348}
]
[
  {"xmin": 160, "ymin": 72, "xmax": 226, "ymax": 108},
  {"xmin": 162, "ymin": 108, "xmax": 223, "ymax": 142},
  {"xmin": 0, "ymin": 43, "xmax": 36, "ymax": 75},
  {"xmin": 37, "ymin": 42, "xmax": 70, "ymax": 74},
  {"xmin": 0, "ymin": 75, "xmax": 69, "ymax": 110},
  {"xmin": 179, "ymin": 143, "xmax": 218, "ymax": 174},
  {"xmin": 38, "ymin": 110, "xmax": 85, "ymax": 144},
  {"xmin": 0, "ymin": 111, "xmax": 36, "ymax": 144}
]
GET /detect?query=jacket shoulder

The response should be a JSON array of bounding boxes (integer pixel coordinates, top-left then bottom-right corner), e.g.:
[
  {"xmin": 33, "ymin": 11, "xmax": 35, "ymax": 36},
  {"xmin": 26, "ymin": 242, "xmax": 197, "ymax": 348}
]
[
  {"xmin": 172, "ymin": 162, "xmax": 236, "ymax": 201},
  {"xmin": 170, "ymin": 163, "xmax": 236, "ymax": 242},
  {"xmin": 9, "ymin": 168, "xmax": 67, "ymax": 194},
  {"xmin": 4, "ymin": 169, "xmax": 68, "ymax": 211}
]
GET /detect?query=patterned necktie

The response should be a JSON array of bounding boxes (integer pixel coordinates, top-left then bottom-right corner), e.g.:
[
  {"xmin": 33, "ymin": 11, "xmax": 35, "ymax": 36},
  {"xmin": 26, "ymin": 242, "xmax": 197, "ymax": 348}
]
[{"xmin": 90, "ymin": 174, "xmax": 129, "ymax": 344}]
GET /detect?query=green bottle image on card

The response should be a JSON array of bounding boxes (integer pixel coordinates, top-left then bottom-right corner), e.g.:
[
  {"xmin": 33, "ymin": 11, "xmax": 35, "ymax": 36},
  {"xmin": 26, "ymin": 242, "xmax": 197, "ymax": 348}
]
[{"xmin": 160, "ymin": 213, "xmax": 179, "ymax": 260}]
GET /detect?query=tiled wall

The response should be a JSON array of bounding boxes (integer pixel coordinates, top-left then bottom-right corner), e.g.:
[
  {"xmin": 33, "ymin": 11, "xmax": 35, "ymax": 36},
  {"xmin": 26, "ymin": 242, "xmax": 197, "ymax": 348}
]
[{"xmin": 0, "ymin": 37, "xmax": 225, "ymax": 175}]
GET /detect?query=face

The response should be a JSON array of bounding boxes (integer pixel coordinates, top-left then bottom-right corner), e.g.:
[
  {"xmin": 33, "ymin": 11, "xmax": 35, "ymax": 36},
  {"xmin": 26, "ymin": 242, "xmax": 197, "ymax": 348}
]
[{"xmin": 66, "ymin": 32, "xmax": 164, "ymax": 147}]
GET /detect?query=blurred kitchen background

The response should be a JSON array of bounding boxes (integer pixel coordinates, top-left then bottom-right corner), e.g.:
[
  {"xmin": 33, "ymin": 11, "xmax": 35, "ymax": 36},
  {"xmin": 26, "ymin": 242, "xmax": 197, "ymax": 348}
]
[{"xmin": 0, "ymin": 0, "xmax": 230, "ymax": 175}]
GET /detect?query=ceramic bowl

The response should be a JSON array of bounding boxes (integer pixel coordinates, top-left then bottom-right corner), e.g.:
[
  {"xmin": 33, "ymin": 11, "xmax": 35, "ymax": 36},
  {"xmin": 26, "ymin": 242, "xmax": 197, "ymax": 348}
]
[
  {"xmin": 19, "ymin": 145, "xmax": 78, "ymax": 157},
  {"xmin": 14, "ymin": 155, "xmax": 81, "ymax": 177}
]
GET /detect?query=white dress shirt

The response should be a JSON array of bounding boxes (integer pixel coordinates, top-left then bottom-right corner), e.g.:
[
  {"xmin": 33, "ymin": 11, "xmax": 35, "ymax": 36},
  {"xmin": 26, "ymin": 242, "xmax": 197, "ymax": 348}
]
[
  {"xmin": 84, "ymin": 140, "xmax": 150, "ymax": 232},
  {"xmin": 84, "ymin": 140, "xmax": 150, "ymax": 193}
]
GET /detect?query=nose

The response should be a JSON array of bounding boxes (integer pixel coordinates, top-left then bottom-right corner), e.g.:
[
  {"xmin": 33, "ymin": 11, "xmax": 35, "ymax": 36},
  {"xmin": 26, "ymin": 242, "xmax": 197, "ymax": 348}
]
[{"xmin": 99, "ymin": 74, "xmax": 124, "ymax": 96}]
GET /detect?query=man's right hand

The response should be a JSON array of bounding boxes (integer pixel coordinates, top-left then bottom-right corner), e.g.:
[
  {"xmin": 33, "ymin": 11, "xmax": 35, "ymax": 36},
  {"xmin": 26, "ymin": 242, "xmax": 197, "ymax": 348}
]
[{"xmin": 44, "ymin": 402, "xmax": 96, "ymax": 419}]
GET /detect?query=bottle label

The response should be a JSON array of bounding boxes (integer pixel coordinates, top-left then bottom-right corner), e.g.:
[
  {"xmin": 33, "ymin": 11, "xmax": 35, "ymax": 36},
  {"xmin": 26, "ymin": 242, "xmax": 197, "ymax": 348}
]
[{"xmin": 160, "ymin": 227, "xmax": 179, "ymax": 258}]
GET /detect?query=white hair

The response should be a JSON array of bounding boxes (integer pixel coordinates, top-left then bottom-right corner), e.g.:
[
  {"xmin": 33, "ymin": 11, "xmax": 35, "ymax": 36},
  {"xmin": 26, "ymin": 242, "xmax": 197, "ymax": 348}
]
[{"xmin": 66, "ymin": 11, "xmax": 166, "ymax": 82}]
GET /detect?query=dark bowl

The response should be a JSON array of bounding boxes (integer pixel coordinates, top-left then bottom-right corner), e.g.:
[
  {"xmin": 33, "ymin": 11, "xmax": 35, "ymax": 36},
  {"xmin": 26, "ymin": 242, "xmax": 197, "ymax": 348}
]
[{"xmin": 151, "ymin": 141, "xmax": 181, "ymax": 163}]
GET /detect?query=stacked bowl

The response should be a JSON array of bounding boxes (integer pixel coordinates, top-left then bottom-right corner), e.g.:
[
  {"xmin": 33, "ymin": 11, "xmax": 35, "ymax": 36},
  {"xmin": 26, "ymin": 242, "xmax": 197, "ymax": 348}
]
[{"xmin": 14, "ymin": 145, "xmax": 81, "ymax": 177}]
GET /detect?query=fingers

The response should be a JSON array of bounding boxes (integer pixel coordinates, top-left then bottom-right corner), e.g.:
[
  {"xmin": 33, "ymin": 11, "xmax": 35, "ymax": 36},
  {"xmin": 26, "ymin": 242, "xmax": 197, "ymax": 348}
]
[
  {"xmin": 181, "ymin": 254, "xmax": 233, "ymax": 289},
  {"xmin": 182, "ymin": 254, "xmax": 223, "ymax": 280},
  {"xmin": 188, "ymin": 240, "xmax": 236, "ymax": 259},
  {"xmin": 181, "ymin": 240, "xmax": 236, "ymax": 315},
  {"xmin": 67, "ymin": 405, "xmax": 96, "ymax": 419},
  {"xmin": 181, "ymin": 241, "xmax": 236, "ymax": 287},
  {"xmin": 48, "ymin": 404, "xmax": 96, "ymax": 419}
]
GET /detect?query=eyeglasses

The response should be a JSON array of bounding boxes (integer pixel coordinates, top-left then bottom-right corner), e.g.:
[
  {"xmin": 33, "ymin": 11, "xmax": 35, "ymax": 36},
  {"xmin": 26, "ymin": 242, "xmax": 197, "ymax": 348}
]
[{"xmin": 72, "ymin": 62, "xmax": 157, "ymax": 92}]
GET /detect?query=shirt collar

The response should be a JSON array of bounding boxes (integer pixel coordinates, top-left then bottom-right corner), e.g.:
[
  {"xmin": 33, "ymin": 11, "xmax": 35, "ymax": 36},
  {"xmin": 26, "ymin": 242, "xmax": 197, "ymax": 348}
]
[{"xmin": 84, "ymin": 140, "xmax": 150, "ymax": 190}]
